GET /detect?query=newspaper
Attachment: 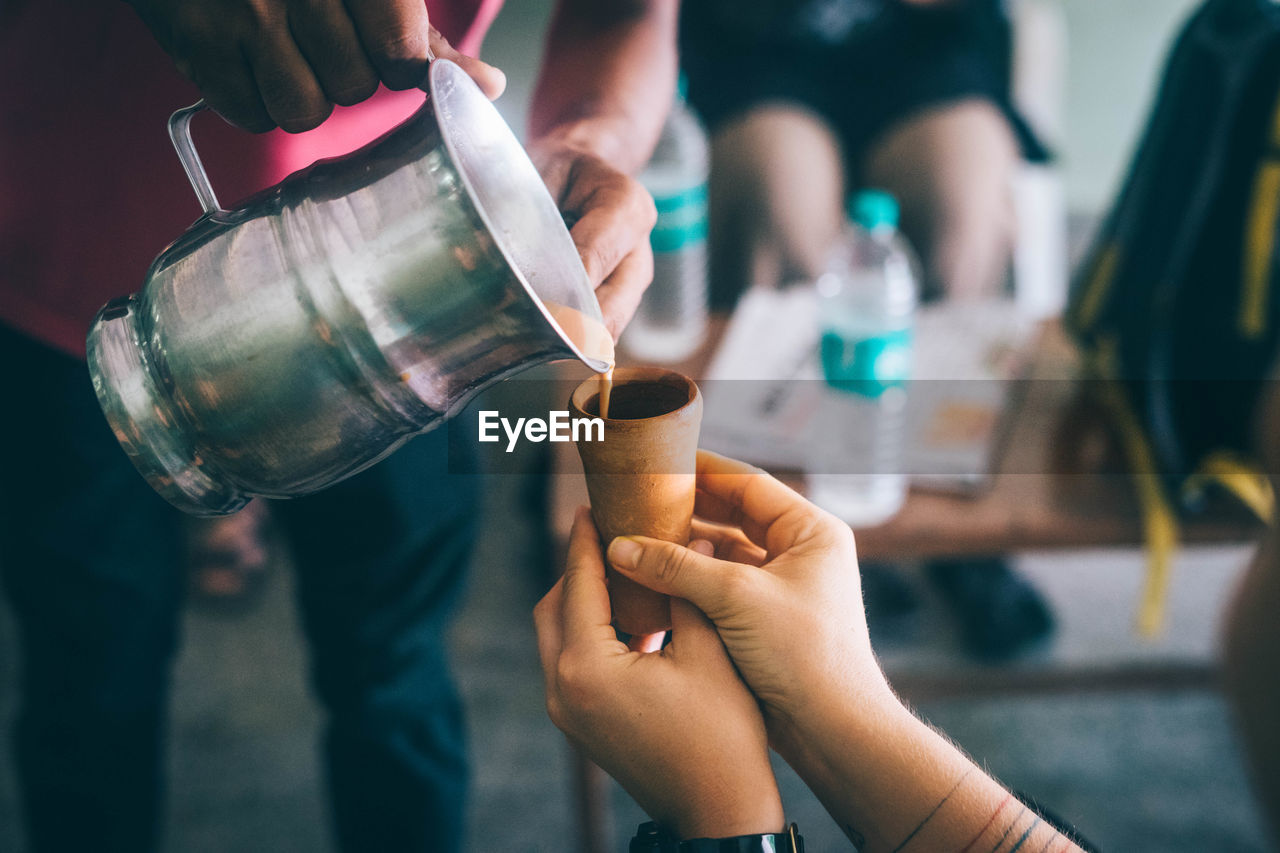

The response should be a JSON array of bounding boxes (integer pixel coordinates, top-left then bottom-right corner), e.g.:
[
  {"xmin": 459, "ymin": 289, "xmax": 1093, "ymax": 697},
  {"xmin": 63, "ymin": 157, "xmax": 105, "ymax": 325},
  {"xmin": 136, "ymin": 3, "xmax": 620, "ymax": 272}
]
[{"xmin": 699, "ymin": 286, "xmax": 1035, "ymax": 493}]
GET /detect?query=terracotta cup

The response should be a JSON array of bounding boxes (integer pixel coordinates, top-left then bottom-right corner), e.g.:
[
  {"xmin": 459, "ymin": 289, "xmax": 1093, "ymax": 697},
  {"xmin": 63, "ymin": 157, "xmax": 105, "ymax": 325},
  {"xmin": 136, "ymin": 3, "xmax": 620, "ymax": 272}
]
[{"xmin": 569, "ymin": 367, "xmax": 703, "ymax": 635}]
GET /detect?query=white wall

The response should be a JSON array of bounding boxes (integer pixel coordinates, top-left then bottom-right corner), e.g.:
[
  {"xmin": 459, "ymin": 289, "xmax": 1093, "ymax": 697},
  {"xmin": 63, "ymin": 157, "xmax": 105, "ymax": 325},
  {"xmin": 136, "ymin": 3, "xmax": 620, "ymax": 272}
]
[{"xmin": 1059, "ymin": 0, "xmax": 1202, "ymax": 213}]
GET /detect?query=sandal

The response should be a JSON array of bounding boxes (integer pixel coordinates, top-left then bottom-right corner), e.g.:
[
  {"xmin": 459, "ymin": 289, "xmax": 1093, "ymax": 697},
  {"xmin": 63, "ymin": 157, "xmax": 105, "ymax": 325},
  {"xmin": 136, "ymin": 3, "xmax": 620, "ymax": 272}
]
[{"xmin": 185, "ymin": 500, "xmax": 277, "ymax": 609}]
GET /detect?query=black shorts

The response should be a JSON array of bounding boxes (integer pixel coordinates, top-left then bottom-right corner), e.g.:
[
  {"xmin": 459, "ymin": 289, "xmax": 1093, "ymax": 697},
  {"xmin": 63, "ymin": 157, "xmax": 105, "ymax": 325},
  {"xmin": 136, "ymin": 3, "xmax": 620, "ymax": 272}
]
[{"xmin": 680, "ymin": 0, "xmax": 1050, "ymax": 175}]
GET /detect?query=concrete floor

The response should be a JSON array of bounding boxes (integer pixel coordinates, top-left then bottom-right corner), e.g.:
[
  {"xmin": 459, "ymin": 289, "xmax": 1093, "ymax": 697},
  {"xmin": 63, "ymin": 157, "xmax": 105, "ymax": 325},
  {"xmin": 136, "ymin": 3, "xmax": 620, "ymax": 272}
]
[{"xmin": 0, "ymin": 438, "xmax": 1272, "ymax": 852}]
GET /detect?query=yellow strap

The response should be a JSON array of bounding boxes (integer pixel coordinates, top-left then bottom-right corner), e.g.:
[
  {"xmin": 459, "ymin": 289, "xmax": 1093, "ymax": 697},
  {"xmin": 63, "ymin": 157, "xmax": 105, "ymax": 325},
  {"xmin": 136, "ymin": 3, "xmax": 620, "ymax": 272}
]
[
  {"xmin": 1237, "ymin": 86, "xmax": 1280, "ymax": 339},
  {"xmin": 1093, "ymin": 338, "xmax": 1180, "ymax": 637},
  {"xmin": 1184, "ymin": 450, "xmax": 1276, "ymax": 521},
  {"xmin": 1240, "ymin": 160, "xmax": 1280, "ymax": 339},
  {"xmin": 1072, "ymin": 242, "xmax": 1121, "ymax": 332},
  {"xmin": 1135, "ymin": 475, "xmax": 1179, "ymax": 639}
]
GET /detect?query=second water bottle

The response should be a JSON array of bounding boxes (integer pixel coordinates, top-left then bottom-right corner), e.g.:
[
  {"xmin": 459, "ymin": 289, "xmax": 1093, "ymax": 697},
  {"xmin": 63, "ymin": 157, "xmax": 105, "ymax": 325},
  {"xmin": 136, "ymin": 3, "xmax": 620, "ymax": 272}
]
[
  {"xmin": 806, "ymin": 190, "xmax": 918, "ymax": 527},
  {"xmin": 622, "ymin": 77, "xmax": 710, "ymax": 362}
]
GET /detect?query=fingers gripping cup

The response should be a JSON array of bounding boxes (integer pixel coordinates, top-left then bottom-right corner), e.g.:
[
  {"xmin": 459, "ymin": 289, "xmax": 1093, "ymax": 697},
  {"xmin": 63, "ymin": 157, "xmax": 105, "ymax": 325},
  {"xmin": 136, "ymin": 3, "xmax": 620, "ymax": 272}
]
[{"xmin": 569, "ymin": 368, "xmax": 703, "ymax": 636}]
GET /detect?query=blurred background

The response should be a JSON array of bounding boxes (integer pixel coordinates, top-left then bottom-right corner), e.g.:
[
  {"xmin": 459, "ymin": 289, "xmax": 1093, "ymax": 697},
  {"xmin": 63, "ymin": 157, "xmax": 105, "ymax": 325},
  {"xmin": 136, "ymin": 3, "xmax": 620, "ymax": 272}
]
[{"xmin": 1, "ymin": 0, "xmax": 1272, "ymax": 851}]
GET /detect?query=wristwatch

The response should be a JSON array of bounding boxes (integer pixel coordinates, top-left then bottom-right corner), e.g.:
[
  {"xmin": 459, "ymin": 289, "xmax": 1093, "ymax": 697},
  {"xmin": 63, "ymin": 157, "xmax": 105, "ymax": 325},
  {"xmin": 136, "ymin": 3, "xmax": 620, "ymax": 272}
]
[{"xmin": 629, "ymin": 821, "xmax": 804, "ymax": 853}]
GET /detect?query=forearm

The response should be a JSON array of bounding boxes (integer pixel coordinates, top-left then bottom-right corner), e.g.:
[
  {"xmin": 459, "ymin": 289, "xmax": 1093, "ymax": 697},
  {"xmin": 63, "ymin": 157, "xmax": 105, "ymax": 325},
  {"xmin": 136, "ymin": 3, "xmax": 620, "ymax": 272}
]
[
  {"xmin": 777, "ymin": 696, "xmax": 1085, "ymax": 852},
  {"xmin": 529, "ymin": 0, "xmax": 678, "ymax": 172},
  {"xmin": 1224, "ymin": 521, "xmax": 1280, "ymax": 842},
  {"xmin": 1225, "ymin": 367, "xmax": 1280, "ymax": 842}
]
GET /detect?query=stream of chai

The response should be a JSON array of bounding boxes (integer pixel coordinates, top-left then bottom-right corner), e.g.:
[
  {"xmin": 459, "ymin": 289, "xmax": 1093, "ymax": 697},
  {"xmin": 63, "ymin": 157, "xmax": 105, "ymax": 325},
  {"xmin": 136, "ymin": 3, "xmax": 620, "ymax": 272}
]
[{"xmin": 545, "ymin": 302, "xmax": 615, "ymax": 418}]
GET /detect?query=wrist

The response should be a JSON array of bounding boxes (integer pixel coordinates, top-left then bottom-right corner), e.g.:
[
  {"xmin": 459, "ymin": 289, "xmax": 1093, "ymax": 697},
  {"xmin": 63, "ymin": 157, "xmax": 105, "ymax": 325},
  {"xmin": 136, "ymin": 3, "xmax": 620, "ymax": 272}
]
[
  {"xmin": 528, "ymin": 118, "xmax": 641, "ymax": 175},
  {"xmin": 631, "ymin": 821, "xmax": 803, "ymax": 853},
  {"xmin": 769, "ymin": 662, "xmax": 900, "ymax": 754},
  {"xmin": 771, "ymin": 679, "xmax": 912, "ymax": 786},
  {"xmin": 774, "ymin": 694, "xmax": 996, "ymax": 850},
  {"xmin": 668, "ymin": 781, "xmax": 785, "ymax": 840}
]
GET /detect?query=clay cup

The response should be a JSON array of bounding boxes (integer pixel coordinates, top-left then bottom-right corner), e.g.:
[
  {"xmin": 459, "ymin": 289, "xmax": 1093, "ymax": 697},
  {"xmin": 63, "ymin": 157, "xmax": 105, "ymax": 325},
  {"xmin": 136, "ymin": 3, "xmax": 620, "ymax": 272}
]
[{"xmin": 569, "ymin": 367, "xmax": 703, "ymax": 635}]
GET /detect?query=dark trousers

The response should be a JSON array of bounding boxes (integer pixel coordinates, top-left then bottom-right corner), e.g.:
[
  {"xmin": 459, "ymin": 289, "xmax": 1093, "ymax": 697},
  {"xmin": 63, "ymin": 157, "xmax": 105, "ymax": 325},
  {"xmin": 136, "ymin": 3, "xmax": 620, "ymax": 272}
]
[{"xmin": 0, "ymin": 326, "xmax": 477, "ymax": 853}]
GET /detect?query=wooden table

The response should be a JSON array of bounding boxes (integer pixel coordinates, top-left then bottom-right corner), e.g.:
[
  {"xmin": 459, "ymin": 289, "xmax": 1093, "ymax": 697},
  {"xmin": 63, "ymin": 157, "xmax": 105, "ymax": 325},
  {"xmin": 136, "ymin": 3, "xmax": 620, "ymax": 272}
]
[
  {"xmin": 546, "ymin": 315, "xmax": 1263, "ymax": 853},
  {"xmin": 551, "ymin": 317, "xmax": 1260, "ymax": 561}
]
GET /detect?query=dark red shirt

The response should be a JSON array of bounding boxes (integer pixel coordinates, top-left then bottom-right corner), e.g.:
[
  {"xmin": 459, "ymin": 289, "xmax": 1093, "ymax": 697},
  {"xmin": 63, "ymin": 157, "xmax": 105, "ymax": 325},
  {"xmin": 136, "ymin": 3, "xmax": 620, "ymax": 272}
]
[{"xmin": 0, "ymin": 0, "xmax": 501, "ymax": 356}]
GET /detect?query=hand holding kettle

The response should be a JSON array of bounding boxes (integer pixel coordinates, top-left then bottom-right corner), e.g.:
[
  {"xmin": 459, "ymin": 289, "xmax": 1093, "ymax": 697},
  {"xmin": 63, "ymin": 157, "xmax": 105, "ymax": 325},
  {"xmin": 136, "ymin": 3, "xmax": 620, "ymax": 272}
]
[
  {"xmin": 126, "ymin": 0, "xmax": 506, "ymax": 132},
  {"xmin": 124, "ymin": 0, "xmax": 674, "ymax": 337}
]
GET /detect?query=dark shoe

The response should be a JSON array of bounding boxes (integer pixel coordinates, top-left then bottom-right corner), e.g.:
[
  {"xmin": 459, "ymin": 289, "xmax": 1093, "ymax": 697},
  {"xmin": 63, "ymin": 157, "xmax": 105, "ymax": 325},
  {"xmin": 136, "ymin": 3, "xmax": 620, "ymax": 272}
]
[{"xmin": 927, "ymin": 557, "xmax": 1054, "ymax": 661}]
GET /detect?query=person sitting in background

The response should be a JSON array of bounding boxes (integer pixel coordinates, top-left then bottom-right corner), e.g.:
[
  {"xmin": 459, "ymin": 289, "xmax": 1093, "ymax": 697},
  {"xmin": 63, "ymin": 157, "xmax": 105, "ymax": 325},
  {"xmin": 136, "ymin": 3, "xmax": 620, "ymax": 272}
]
[
  {"xmin": 1224, "ymin": 360, "xmax": 1280, "ymax": 845},
  {"xmin": 682, "ymin": 0, "xmax": 1046, "ymax": 301},
  {"xmin": 534, "ymin": 450, "xmax": 1095, "ymax": 851},
  {"xmin": 680, "ymin": 0, "xmax": 1054, "ymax": 659}
]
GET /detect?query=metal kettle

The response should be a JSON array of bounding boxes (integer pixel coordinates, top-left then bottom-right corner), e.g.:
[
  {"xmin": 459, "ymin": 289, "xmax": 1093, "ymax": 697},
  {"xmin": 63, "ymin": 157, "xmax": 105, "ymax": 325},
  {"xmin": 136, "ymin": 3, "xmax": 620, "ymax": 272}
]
[{"xmin": 87, "ymin": 59, "xmax": 610, "ymax": 516}]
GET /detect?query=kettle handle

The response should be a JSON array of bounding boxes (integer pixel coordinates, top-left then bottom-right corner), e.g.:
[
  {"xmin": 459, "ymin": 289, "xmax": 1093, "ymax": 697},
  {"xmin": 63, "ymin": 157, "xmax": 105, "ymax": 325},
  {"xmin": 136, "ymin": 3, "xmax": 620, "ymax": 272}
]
[{"xmin": 168, "ymin": 101, "xmax": 224, "ymax": 215}]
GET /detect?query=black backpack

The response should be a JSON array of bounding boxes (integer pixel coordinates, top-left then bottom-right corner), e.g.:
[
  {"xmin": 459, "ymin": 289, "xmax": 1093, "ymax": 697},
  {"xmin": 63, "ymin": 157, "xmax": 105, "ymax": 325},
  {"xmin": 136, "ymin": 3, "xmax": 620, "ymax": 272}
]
[{"xmin": 1067, "ymin": 0, "xmax": 1280, "ymax": 633}]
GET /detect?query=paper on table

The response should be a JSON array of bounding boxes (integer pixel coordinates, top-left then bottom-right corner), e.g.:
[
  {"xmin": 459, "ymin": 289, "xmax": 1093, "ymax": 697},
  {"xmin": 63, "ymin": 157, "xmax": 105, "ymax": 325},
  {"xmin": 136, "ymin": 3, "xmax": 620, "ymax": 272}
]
[{"xmin": 699, "ymin": 286, "xmax": 1036, "ymax": 493}]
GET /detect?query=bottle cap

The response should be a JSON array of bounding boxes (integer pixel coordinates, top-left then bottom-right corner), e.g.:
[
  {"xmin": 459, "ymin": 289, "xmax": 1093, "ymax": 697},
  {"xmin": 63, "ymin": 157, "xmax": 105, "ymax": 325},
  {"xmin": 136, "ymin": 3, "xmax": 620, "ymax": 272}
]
[{"xmin": 848, "ymin": 189, "xmax": 899, "ymax": 231}]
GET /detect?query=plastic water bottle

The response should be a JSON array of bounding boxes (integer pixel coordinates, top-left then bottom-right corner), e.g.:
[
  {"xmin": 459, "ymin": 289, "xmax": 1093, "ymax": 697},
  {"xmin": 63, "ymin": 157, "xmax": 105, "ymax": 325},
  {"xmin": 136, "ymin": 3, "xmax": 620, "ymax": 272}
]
[
  {"xmin": 806, "ymin": 190, "xmax": 918, "ymax": 527},
  {"xmin": 621, "ymin": 78, "xmax": 709, "ymax": 362}
]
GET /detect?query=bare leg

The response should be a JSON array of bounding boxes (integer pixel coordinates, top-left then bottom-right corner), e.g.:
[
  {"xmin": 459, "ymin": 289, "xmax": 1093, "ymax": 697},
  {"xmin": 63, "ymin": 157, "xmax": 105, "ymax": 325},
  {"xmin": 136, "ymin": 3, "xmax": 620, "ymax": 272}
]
[
  {"xmin": 863, "ymin": 98, "xmax": 1020, "ymax": 301},
  {"xmin": 1224, "ymin": 368, "xmax": 1280, "ymax": 841},
  {"xmin": 707, "ymin": 105, "xmax": 845, "ymax": 305},
  {"xmin": 867, "ymin": 99, "xmax": 1051, "ymax": 659}
]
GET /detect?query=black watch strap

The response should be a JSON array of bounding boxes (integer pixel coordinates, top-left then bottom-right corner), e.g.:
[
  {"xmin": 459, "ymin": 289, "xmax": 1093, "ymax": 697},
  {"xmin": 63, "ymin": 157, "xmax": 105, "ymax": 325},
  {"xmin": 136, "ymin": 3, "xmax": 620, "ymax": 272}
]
[{"xmin": 629, "ymin": 821, "xmax": 804, "ymax": 853}]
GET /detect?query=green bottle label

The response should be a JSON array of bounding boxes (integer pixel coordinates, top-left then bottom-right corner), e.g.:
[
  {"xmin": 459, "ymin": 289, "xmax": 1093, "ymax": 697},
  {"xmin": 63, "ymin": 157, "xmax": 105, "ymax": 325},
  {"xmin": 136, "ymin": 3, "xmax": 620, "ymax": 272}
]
[
  {"xmin": 649, "ymin": 183, "xmax": 708, "ymax": 253},
  {"xmin": 820, "ymin": 328, "xmax": 912, "ymax": 398}
]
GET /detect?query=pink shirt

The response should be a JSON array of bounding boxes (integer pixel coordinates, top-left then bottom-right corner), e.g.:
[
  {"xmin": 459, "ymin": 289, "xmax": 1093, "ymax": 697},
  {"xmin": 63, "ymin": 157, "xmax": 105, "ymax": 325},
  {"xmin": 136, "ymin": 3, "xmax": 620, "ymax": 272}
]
[{"xmin": 0, "ymin": 0, "xmax": 503, "ymax": 356}]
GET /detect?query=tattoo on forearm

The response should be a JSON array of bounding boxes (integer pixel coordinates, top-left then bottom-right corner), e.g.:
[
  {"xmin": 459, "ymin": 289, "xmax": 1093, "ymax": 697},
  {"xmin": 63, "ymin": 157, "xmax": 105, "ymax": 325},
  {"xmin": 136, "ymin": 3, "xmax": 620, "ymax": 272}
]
[
  {"xmin": 957, "ymin": 794, "xmax": 1014, "ymax": 853},
  {"xmin": 888, "ymin": 777, "xmax": 1075, "ymax": 853},
  {"xmin": 1007, "ymin": 816, "xmax": 1042, "ymax": 852},
  {"xmin": 1031, "ymin": 830, "xmax": 1058, "ymax": 853},
  {"xmin": 890, "ymin": 768, "xmax": 975, "ymax": 853},
  {"xmin": 987, "ymin": 805, "xmax": 1028, "ymax": 852}
]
